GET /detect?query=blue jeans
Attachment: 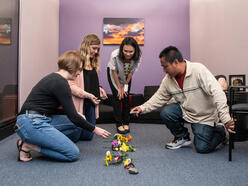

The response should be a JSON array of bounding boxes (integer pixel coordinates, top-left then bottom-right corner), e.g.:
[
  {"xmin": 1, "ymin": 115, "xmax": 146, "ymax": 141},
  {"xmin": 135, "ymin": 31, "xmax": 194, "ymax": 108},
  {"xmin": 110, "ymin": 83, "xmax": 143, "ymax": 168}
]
[
  {"xmin": 160, "ymin": 103, "xmax": 226, "ymax": 153},
  {"xmin": 81, "ymin": 99, "xmax": 96, "ymax": 140},
  {"xmin": 16, "ymin": 114, "xmax": 82, "ymax": 161}
]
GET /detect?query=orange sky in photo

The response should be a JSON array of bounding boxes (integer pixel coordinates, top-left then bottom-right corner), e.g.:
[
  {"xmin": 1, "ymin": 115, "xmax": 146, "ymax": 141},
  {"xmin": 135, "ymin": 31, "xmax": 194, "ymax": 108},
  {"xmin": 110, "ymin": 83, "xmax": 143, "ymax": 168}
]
[{"xmin": 104, "ymin": 20, "xmax": 144, "ymax": 45}]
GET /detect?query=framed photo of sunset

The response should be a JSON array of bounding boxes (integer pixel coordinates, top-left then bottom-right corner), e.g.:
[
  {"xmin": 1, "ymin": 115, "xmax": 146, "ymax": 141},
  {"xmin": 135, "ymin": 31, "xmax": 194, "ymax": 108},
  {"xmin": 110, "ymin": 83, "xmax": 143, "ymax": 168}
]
[
  {"xmin": 103, "ymin": 18, "xmax": 144, "ymax": 45},
  {"xmin": 0, "ymin": 17, "xmax": 12, "ymax": 45}
]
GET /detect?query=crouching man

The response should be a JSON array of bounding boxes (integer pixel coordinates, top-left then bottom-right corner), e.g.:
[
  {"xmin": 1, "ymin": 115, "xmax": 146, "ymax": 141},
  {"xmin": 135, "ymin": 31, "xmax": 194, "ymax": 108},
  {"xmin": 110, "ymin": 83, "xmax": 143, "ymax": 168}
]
[{"xmin": 131, "ymin": 46, "xmax": 235, "ymax": 153}]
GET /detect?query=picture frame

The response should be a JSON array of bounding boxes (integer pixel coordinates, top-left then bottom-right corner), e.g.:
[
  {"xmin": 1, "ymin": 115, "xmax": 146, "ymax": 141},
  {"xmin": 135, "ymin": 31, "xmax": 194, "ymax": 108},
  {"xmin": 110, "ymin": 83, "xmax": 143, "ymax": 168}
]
[
  {"xmin": 229, "ymin": 74, "xmax": 246, "ymax": 91},
  {"xmin": 0, "ymin": 17, "xmax": 12, "ymax": 45},
  {"xmin": 103, "ymin": 18, "xmax": 144, "ymax": 45}
]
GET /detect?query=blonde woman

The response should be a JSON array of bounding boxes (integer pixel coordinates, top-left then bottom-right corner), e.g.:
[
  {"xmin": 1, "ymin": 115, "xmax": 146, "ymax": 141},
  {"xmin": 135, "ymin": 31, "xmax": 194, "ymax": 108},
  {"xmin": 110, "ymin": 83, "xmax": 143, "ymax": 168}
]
[{"xmin": 69, "ymin": 34, "xmax": 108, "ymax": 140}]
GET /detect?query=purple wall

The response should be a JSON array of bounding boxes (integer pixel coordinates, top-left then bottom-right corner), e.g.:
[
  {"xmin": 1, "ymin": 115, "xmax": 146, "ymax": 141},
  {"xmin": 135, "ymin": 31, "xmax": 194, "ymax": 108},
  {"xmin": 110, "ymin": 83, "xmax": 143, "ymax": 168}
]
[{"xmin": 59, "ymin": 0, "xmax": 190, "ymax": 94}]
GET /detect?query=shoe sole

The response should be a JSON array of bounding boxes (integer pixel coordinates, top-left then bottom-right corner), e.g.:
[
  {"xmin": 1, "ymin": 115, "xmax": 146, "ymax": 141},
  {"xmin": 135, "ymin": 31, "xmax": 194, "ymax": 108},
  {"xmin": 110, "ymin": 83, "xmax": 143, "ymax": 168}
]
[{"xmin": 166, "ymin": 141, "xmax": 192, "ymax": 150}]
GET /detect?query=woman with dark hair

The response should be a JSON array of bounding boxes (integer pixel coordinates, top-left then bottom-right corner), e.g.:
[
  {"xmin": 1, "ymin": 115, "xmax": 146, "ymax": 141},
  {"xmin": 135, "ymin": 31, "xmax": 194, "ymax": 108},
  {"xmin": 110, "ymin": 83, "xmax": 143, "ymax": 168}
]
[{"xmin": 107, "ymin": 37, "xmax": 141, "ymax": 134}]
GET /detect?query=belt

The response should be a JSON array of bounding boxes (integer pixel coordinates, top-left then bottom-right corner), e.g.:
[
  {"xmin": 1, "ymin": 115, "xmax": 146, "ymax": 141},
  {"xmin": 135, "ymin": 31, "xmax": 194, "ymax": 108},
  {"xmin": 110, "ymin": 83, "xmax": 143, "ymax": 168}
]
[{"xmin": 20, "ymin": 110, "xmax": 49, "ymax": 117}]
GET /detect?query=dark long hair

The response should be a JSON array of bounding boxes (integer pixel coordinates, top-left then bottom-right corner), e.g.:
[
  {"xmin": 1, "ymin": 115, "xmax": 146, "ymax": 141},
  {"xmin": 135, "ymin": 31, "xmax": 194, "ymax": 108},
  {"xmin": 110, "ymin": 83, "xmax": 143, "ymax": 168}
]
[{"xmin": 118, "ymin": 37, "xmax": 141, "ymax": 63}]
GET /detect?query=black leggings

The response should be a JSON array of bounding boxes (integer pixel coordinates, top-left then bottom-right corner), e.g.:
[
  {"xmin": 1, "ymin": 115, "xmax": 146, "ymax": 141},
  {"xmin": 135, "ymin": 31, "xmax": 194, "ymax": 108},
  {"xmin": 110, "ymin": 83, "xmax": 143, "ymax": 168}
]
[{"xmin": 107, "ymin": 67, "xmax": 131, "ymax": 127}]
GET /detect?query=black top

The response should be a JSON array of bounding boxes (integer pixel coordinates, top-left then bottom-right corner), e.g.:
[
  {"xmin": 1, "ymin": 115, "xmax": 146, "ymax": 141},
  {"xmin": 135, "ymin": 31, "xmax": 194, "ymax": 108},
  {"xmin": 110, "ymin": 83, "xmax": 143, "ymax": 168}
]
[
  {"xmin": 83, "ymin": 69, "xmax": 100, "ymax": 98},
  {"xmin": 19, "ymin": 73, "xmax": 95, "ymax": 132}
]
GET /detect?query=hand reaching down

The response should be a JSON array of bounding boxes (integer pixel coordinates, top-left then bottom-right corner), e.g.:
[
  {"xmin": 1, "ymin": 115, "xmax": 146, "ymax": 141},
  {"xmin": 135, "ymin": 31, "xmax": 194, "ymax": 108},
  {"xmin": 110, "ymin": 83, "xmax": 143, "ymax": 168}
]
[
  {"xmin": 93, "ymin": 126, "xmax": 111, "ymax": 138},
  {"xmin": 100, "ymin": 87, "xmax": 108, "ymax": 100},
  {"xmin": 130, "ymin": 106, "xmax": 142, "ymax": 117},
  {"xmin": 88, "ymin": 94, "xmax": 99, "ymax": 105},
  {"xmin": 225, "ymin": 118, "xmax": 235, "ymax": 133}
]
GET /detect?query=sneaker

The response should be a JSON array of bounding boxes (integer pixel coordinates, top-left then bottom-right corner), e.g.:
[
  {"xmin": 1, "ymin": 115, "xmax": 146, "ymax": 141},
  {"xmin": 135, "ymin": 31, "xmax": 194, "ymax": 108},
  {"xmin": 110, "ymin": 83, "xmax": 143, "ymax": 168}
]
[{"xmin": 166, "ymin": 136, "xmax": 192, "ymax": 150}]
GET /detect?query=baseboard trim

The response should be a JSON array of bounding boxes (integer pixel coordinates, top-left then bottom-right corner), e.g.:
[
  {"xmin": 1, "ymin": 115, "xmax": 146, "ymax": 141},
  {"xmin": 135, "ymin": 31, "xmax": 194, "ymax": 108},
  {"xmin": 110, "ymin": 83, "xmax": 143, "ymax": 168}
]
[{"xmin": 0, "ymin": 119, "xmax": 16, "ymax": 141}]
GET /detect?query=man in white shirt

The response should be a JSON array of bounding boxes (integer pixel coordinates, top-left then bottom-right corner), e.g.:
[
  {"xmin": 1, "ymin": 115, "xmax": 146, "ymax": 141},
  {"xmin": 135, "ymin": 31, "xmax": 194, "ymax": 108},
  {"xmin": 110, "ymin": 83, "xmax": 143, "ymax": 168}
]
[{"xmin": 131, "ymin": 46, "xmax": 235, "ymax": 153}]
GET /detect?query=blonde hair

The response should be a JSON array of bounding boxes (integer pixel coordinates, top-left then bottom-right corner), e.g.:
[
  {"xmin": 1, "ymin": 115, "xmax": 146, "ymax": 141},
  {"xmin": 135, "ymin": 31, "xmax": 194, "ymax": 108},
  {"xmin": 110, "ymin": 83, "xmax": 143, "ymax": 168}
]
[
  {"xmin": 79, "ymin": 34, "xmax": 100, "ymax": 71},
  {"xmin": 57, "ymin": 50, "xmax": 82, "ymax": 74}
]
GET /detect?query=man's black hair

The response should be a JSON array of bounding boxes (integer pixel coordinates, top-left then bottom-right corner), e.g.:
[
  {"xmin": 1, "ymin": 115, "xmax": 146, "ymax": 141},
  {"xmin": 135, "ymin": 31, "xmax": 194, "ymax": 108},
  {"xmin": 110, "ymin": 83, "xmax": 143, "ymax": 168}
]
[{"xmin": 159, "ymin": 46, "xmax": 183, "ymax": 63}]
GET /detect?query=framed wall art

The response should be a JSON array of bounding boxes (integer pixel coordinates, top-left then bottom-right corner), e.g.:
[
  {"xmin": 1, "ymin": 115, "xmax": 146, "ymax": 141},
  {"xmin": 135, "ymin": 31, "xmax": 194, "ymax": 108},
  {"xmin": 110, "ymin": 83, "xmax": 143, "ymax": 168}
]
[
  {"xmin": 229, "ymin": 74, "xmax": 246, "ymax": 86},
  {"xmin": 0, "ymin": 17, "xmax": 11, "ymax": 45},
  {"xmin": 103, "ymin": 18, "xmax": 144, "ymax": 45}
]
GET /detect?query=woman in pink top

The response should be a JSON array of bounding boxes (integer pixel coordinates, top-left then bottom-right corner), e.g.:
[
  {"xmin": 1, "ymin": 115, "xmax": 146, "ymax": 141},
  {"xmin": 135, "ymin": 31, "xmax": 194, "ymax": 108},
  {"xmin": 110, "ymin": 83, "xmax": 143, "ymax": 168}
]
[{"xmin": 69, "ymin": 34, "xmax": 107, "ymax": 140}]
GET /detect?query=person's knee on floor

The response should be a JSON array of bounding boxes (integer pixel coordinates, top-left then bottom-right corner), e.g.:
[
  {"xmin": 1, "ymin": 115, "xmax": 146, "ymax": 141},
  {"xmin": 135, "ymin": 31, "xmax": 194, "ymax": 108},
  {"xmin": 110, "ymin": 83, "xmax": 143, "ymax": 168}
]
[
  {"xmin": 195, "ymin": 143, "xmax": 211, "ymax": 153},
  {"xmin": 64, "ymin": 145, "xmax": 80, "ymax": 162},
  {"xmin": 194, "ymin": 136, "xmax": 212, "ymax": 153}
]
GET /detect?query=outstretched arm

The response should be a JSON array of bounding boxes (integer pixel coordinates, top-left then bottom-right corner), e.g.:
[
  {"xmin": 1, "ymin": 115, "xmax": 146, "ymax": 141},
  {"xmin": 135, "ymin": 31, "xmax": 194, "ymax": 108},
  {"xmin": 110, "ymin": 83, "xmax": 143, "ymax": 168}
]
[
  {"xmin": 130, "ymin": 106, "xmax": 142, "ymax": 117},
  {"xmin": 93, "ymin": 126, "xmax": 111, "ymax": 138},
  {"xmin": 198, "ymin": 64, "xmax": 231, "ymax": 124},
  {"xmin": 69, "ymin": 76, "xmax": 99, "ymax": 105}
]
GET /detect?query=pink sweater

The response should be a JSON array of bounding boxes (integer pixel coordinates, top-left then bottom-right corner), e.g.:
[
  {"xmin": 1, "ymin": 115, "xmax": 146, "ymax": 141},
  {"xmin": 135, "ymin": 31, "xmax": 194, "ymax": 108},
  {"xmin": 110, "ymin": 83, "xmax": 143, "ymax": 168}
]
[{"xmin": 68, "ymin": 72, "xmax": 99, "ymax": 119}]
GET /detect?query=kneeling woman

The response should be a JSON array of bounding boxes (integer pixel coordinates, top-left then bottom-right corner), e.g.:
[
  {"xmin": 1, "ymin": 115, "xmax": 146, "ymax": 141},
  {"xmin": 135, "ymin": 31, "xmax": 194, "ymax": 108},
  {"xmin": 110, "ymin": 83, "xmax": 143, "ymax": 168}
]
[
  {"xmin": 15, "ymin": 51, "xmax": 111, "ymax": 162},
  {"xmin": 107, "ymin": 37, "xmax": 141, "ymax": 134}
]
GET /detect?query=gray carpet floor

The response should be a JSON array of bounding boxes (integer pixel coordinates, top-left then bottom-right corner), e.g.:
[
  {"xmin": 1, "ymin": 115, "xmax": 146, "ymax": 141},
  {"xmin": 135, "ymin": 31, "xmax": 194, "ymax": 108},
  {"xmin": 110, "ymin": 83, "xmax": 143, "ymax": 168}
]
[{"xmin": 1, "ymin": 123, "xmax": 248, "ymax": 186}]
